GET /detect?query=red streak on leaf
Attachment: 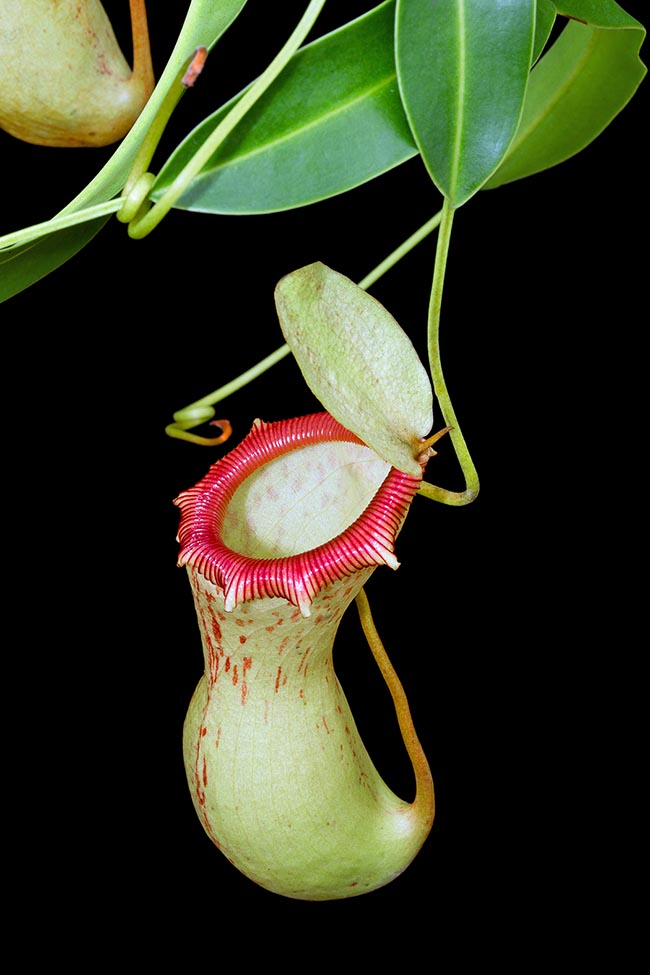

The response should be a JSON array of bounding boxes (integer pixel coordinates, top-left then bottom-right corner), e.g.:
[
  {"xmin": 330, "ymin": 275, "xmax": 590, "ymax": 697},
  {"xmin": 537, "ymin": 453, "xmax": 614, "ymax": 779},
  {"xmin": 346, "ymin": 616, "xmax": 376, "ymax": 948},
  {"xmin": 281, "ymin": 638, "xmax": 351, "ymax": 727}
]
[
  {"xmin": 211, "ymin": 616, "xmax": 222, "ymax": 644},
  {"xmin": 192, "ymin": 728, "xmax": 206, "ymax": 806},
  {"xmin": 215, "ymin": 728, "xmax": 221, "ymax": 748},
  {"xmin": 224, "ymin": 657, "xmax": 231, "ymax": 672},
  {"xmin": 241, "ymin": 657, "xmax": 252, "ymax": 706},
  {"xmin": 275, "ymin": 666, "xmax": 283, "ymax": 694},
  {"xmin": 195, "ymin": 764, "xmax": 205, "ymax": 804},
  {"xmin": 201, "ymin": 726, "xmax": 207, "ymax": 737},
  {"xmin": 322, "ymin": 717, "xmax": 330, "ymax": 734},
  {"xmin": 232, "ymin": 664, "xmax": 239, "ymax": 686},
  {"xmin": 202, "ymin": 756, "xmax": 208, "ymax": 787},
  {"xmin": 239, "ymin": 634, "xmax": 247, "ymax": 644},
  {"xmin": 199, "ymin": 605, "xmax": 220, "ymax": 683}
]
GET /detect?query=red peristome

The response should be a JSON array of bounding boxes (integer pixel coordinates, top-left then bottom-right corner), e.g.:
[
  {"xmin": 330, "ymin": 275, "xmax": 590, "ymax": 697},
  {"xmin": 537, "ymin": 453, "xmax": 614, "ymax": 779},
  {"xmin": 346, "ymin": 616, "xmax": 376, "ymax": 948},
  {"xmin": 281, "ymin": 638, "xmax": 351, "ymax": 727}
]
[{"xmin": 175, "ymin": 412, "xmax": 421, "ymax": 616}]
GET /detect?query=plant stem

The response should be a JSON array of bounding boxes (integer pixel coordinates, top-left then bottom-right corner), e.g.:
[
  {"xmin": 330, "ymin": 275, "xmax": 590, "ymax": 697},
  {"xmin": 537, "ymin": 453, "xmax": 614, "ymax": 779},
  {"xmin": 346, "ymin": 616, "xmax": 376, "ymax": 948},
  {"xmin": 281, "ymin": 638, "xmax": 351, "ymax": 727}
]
[
  {"xmin": 0, "ymin": 200, "xmax": 123, "ymax": 251},
  {"xmin": 127, "ymin": 0, "xmax": 329, "ymax": 239},
  {"xmin": 423, "ymin": 197, "xmax": 479, "ymax": 504},
  {"xmin": 119, "ymin": 46, "xmax": 207, "ymax": 218},
  {"xmin": 358, "ymin": 211, "xmax": 443, "ymax": 290},
  {"xmin": 355, "ymin": 587, "xmax": 434, "ymax": 826},
  {"xmin": 166, "ymin": 209, "xmax": 444, "ymax": 442},
  {"xmin": 129, "ymin": 0, "xmax": 154, "ymax": 89}
]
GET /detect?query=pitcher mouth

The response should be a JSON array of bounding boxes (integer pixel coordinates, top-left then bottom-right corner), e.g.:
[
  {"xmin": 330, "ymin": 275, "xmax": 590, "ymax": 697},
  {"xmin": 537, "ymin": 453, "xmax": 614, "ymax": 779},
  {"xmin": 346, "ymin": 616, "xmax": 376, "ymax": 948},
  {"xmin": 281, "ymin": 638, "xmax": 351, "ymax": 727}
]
[{"xmin": 175, "ymin": 412, "xmax": 423, "ymax": 617}]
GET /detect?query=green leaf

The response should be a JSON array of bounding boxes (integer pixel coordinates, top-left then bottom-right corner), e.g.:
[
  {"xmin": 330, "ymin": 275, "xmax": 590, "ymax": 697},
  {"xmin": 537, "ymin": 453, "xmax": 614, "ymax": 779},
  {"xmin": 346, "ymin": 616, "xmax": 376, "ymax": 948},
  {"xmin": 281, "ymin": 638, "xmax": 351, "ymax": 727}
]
[
  {"xmin": 274, "ymin": 262, "xmax": 433, "ymax": 477},
  {"xmin": 553, "ymin": 0, "xmax": 644, "ymax": 28},
  {"xmin": 152, "ymin": 0, "xmax": 418, "ymax": 214},
  {"xmin": 0, "ymin": 0, "xmax": 249, "ymax": 303},
  {"xmin": 485, "ymin": 2, "xmax": 647, "ymax": 189},
  {"xmin": 395, "ymin": 0, "xmax": 536, "ymax": 208},
  {"xmin": 533, "ymin": 0, "xmax": 558, "ymax": 65}
]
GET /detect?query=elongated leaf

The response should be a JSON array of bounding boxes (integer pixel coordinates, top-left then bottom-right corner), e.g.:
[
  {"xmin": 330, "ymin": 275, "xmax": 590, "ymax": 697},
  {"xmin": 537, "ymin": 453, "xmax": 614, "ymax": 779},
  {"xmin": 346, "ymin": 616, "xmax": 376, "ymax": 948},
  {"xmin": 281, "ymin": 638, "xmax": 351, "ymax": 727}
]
[
  {"xmin": 395, "ymin": 0, "xmax": 535, "ymax": 208},
  {"xmin": 152, "ymin": 0, "xmax": 418, "ymax": 214},
  {"xmin": 554, "ymin": 0, "xmax": 644, "ymax": 28},
  {"xmin": 274, "ymin": 262, "xmax": 433, "ymax": 477},
  {"xmin": 534, "ymin": 0, "xmax": 557, "ymax": 65},
  {"xmin": 485, "ymin": 3, "xmax": 646, "ymax": 189},
  {"xmin": 0, "ymin": 0, "xmax": 249, "ymax": 303}
]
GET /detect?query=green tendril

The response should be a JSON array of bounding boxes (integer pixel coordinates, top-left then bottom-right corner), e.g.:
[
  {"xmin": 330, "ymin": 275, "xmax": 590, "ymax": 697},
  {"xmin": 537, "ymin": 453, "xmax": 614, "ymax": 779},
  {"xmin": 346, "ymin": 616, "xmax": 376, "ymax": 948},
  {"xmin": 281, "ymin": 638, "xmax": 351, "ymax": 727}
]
[
  {"xmin": 422, "ymin": 197, "xmax": 480, "ymax": 506},
  {"xmin": 165, "ymin": 211, "xmax": 443, "ymax": 445}
]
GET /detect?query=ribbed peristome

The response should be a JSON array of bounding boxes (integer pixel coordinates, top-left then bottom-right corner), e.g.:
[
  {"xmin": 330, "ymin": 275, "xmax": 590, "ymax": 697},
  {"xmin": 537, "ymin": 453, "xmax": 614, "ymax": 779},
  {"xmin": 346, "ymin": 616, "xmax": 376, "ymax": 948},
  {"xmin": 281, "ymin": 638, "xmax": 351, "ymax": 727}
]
[{"xmin": 175, "ymin": 412, "xmax": 422, "ymax": 616}]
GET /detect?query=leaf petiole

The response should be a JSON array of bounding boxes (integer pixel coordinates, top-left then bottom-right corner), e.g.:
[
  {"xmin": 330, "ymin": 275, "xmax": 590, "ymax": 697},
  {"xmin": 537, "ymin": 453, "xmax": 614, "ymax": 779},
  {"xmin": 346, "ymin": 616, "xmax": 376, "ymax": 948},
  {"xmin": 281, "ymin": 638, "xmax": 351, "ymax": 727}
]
[
  {"xmin": 423, "ymin": 196, "xmax": 480, "ymax": 504},
  {"xmin": 0, "ymin": 200, "xmax": 123, "ymax": 251},
  {"xmin": 127, "ymin": 0, "xmax": 330, "ymax": 239}
]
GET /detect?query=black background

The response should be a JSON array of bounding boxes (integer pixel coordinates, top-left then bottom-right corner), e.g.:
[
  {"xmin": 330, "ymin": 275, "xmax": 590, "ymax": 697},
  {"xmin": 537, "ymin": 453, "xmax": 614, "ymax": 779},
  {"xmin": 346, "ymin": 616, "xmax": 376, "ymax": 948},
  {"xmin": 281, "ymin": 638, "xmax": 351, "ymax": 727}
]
[{"xmin": 2, "ymin": 0, "xmax": 646, "ymax": 958}]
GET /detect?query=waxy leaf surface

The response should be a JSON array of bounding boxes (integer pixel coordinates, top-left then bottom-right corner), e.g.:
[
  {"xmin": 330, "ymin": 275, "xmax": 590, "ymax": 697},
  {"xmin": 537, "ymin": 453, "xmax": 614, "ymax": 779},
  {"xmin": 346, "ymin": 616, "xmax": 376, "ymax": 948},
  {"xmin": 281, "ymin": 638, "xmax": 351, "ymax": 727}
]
[
  {"xmin": 274, "ymin": 263, "xmax": 433, "ymax": 477},
  {"xmin": 152, "ymin": 1, "xmax": 417, "ymax": 213},
  {"xmin": 485, "ymin": 1, "xmax": 647, "ymax": 188},
  {"xmin": 395, "ymin": 0, "xmax": 536, "ymax": 207},
  {"xmin": 533, "ymin": 0, "xmax": 558, "ymax": 65}
]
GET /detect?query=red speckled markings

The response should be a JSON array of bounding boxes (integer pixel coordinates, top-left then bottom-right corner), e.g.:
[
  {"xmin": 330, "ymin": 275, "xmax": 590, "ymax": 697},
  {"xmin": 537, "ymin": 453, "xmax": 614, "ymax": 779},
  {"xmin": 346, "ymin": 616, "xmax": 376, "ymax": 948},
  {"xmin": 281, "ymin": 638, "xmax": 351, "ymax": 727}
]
[{"xmin": 176, "ymin": 412, "xmax": 430, "ymax": 900}]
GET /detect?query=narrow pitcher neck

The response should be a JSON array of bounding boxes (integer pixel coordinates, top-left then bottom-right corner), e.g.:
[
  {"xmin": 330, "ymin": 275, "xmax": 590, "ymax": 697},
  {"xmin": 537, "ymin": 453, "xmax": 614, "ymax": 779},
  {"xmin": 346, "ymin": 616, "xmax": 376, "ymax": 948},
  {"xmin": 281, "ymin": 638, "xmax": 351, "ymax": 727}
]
[{"xmin": 186, "ymin": 561, "xmax": 376, "ymax": 687}]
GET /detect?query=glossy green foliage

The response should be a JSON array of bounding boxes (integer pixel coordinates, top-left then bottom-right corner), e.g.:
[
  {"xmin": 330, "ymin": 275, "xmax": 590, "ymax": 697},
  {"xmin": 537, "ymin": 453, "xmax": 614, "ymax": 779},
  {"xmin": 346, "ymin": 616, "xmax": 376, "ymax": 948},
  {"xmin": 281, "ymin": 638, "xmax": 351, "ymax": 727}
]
[
  {"xmin": 158, "ymin": 0, "xmax": 644, "ymax": 215},
  {"xmin": 152, "ymin": 1, "xmax": 417, "ymax": 213},
  {"xmin": 485, "ymin": 1, "xmax": 647, "ymax": 188},
  {"xmin": 1, "ymin": 0, "xmax": 646, "ymax": 303},
  {"xmin": 395, "ymin": 0, "xmax": 536, "ymax": 207},
  {"xmin": 533, "ymin": 0, "xmax": 558, "ymax": 65},
  {"xmin": 0, "ymin": 0, "xmax": 249, "ymax": 302}
]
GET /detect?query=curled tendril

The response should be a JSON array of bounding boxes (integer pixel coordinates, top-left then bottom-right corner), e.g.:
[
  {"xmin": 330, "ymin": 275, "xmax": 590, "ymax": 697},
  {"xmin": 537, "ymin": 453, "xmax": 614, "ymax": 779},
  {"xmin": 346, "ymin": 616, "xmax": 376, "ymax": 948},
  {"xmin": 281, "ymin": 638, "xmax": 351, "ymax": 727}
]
[
  {"xmin": 413, "ymin": 426, "xmax": 476, "ymax": 504},
  {"xmin": 118, "ymin": 171, "xmax": 155, "ymax": 223},
  {"xmin": 117, "ymin": 46, "xmax": 209, "ymax": 228},
  {"xmin": 417, "ymin": 481, "xmax": 479, "ymax": 505},
  {"xmin": 166, "ymin": 410, "xmax": 232, "ymax": 447}
]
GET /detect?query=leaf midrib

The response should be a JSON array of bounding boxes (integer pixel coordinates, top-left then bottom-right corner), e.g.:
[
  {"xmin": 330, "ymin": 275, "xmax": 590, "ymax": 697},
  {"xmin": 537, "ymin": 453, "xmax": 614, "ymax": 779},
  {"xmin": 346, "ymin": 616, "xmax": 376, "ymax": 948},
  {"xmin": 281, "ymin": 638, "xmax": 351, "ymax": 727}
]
[
  {"xmin": 506, "ymin": 22, "xmax": 600, "ymax": 157},
  {"xmin": 183, "ymin": 72, "xmax": 406, "ymax": 185},
  {"xmin": 449, "ymin": 0, "xmax": 467, "ymax": 202}
]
